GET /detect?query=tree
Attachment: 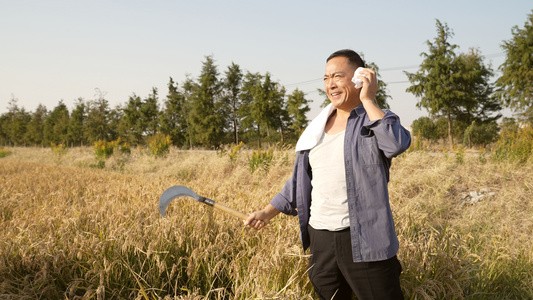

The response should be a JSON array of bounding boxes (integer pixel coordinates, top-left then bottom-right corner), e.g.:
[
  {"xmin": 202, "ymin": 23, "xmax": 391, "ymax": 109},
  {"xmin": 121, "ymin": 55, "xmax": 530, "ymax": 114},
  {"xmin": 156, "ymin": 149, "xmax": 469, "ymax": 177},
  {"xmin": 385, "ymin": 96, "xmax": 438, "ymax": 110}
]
[
  {"xmin": 495, "ymin": 10, "xmax": 533, "ymax": 122},
  {"xmin": 405, "ymin": 20, "xmax": 458, "ymax": 146},
  {"xmin": 188, "ymin": 55, "xmax": 225, "ymax": 147},
  {"xmin": 222, "ymin": 62, "xmax": 243, "ymax": 144},
  {"xmin": 43, "ymin": 101, "xmax": 70, "ymax": 145},
  {"xmin": 119, "ymin": 94, "xmax": 143, "ymax": 144},
  {"xmin": 239, "ymin": 71, "xmax": 263, "ymax": 143},
  {"xmin": 317, "ymin": 88, "xmax": 330, "ymax": 108},
  {"xmin": 0, "ymin": 113, "xmax": 8, "ymax": 146},
  {"xmin": 260, "ymin": 73, "xmax": 286, "ymax": 146},
  {"xmin": 68, "ymin": 98, "xmax": 86, "ymax": 146},
  {"xmin": 463, "ymin": 121, "xmax": 499, "ymax": 148},
  {"xmin": 141, "ymin": 87, "xmax": 160, "ymax": 137},
  {"xmin": 25, "ymin": 104, "xmax": 48, "ymax": 146},
  {"xmin": 107, "ymin": 105, "xmax": 122, "ymax": 142},
  {"xmin": 4, "ymin": 96, "xmax": 31, "ymax": 146},
  {"xmin": 411, "ymin": 116, "xmax": 442, "ymax": 143},
  {"xmin": 286, "ymin": 88, "xmax": 311, "ymax": 135},
  {"xmin": 160, "ymin": 77, "xmax": 189, "ymax": 147},
  {"xmin": 84, "ymin": 90, "xmax": 111, "ymax": 143},
  {"xmin": 453, "ymin": 49, "xmax": 501, "ymax": 143},
  {"xmin": 239, "ymin": 72, "xmax": 286, "ymax": 147},
  {"xmin": 181, "ymin": 75, "xmax": 195, "ymax": 149},
  {"xmin": 406, "ymin": 20, "xmax": 499, "ymax": 147}
]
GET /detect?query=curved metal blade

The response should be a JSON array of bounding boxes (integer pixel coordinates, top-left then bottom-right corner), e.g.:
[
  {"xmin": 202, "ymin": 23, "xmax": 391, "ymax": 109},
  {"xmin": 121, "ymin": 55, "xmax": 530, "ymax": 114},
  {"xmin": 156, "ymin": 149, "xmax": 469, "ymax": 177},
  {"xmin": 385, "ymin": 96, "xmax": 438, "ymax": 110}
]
[{"xmin": 159, "ymin": 185, "xmax": 201, "ymax": 217}]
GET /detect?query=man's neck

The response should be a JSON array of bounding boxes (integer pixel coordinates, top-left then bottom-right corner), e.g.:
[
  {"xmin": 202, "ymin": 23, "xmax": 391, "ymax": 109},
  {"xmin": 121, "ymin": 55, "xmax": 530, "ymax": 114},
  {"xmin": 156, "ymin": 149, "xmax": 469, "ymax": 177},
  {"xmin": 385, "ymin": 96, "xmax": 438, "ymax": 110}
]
[{"xmin": 325, "ymin": 109, "xmax": 350, "ymax": 135}]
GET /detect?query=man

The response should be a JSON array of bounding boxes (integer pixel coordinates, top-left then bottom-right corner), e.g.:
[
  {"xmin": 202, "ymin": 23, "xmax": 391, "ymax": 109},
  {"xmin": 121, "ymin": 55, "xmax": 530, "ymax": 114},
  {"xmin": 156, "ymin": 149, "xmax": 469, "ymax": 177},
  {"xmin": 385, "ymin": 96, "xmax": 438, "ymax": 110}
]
[{"xmin": 245, "ymin": 49, "xmax": 411, "ymax": 299}]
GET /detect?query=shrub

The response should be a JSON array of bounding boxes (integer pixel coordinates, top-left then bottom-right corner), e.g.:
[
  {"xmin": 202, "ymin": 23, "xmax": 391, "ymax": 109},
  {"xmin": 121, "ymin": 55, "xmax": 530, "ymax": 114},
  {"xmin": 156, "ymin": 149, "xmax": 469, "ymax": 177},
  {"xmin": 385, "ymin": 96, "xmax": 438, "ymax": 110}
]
[
  {"xmin": 454, "ymin": 145, "xmax": 465, "ymax": 165},
  {"xmin": 463, "ymin": 121, "xmax": 499, "ymax": 148},
  {"xmin": 228, "ymin": 141, "xmax": 244, "ymax": 163},
  {"xmin": 89, "ymin": 160, "xmax": 106, "ymax": 169},
  {"xmin": 0, "ymin": 148, "xmax": 12, "ymax": 158},
  {"xmin": 93, "ymin": 140, "xmax": 118, "ymax": 160},
  {"xmin": 491, "ymin": 123, "xmax": 533, "ymax": 163},
  {"xmin": 50, "ymin": 142, "xmax": 67, "ymax": 155},
  {"xmin": 147, "ymin": 133, "xmax": 172, "ymax": 157},
  {"xmin": 119, "ymin": 142, "xmax": 131, "ymax": 154},
  {"xmin": 248, "ymin": 147, "xmax": 274, "ymax": 173}
]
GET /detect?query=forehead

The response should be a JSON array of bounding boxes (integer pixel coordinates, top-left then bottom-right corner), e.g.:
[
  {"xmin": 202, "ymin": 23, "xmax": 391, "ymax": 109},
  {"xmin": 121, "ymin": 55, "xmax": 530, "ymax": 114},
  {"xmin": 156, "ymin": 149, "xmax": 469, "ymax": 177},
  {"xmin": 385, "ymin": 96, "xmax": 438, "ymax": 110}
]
[{"xmin": 325, "ymin": 56, "xmax": 354, "ymax": 74}]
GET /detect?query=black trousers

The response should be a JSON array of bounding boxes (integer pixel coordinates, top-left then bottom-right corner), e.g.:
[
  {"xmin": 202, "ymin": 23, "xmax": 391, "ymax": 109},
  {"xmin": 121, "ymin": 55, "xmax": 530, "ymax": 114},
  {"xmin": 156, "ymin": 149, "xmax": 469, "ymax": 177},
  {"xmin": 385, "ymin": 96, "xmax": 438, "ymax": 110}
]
[{"xmin": 308, "ymin": 225, "xmax": 404, "ymax": 300}]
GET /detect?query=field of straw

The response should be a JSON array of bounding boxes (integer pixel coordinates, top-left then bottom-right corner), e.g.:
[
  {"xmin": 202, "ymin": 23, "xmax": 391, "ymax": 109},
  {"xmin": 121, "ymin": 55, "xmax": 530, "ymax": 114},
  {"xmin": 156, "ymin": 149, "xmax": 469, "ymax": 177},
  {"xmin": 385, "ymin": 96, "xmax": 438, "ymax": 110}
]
[{"xmin": 1, "ymin": 146, "xmax": 532, "ymax": 299}]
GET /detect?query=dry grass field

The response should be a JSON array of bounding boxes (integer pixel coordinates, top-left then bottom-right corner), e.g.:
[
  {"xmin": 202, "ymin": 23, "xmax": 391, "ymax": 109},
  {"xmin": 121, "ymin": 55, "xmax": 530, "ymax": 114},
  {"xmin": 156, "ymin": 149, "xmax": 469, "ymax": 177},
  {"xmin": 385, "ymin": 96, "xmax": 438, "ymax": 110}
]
[{"xmin": 1, "ymin": 146, "xmax": 532, "ymax": 299}]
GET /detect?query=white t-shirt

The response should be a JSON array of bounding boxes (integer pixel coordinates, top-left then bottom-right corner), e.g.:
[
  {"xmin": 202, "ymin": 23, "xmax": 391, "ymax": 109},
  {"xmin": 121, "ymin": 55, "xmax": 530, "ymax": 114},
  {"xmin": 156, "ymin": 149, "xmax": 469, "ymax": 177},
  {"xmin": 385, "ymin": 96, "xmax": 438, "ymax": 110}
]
[{"xmin": 308, "ymin": 130, "xmax": 350, "ymax": 231}]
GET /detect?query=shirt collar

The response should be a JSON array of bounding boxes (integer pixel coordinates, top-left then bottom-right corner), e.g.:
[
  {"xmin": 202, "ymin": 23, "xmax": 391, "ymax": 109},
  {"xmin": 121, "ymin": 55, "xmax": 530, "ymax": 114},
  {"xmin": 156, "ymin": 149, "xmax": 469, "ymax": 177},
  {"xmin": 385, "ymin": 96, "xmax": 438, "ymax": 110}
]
[{"xmin": 342, "ymin": 103, "xmax": 366, "ymax": 118}]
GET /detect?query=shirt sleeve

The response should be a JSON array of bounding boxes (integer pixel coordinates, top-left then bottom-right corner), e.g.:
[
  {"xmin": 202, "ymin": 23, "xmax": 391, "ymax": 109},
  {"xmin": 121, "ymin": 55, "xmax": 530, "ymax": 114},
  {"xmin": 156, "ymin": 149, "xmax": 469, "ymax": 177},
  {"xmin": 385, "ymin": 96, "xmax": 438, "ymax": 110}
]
[
  {"xmin": 270, "ymin": 178, "xmax": 298, "ymax": 216},
  {"xmin": 269, "ymin": 155, "xmax": 301, "ymax": 216},
  {"xmin": 361, "ymin": 110, "xmax": 411, "ymax": 158}
]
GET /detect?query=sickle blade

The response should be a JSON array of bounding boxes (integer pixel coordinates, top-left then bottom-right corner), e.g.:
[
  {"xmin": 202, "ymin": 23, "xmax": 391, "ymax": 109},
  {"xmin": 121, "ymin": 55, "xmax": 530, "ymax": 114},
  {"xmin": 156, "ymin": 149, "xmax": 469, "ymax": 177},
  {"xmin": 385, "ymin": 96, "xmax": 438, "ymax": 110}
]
[{"xmin": 159, "ymin": 185, "xmax": 201, "ymax": 217}]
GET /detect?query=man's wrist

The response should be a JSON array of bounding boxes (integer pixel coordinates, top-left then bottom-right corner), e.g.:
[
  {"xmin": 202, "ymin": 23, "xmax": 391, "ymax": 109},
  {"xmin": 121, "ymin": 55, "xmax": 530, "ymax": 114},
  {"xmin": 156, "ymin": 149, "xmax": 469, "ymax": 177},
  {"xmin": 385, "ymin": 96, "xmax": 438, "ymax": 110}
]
[{"xmin": 361, "ymin": 99, "xmax": 378, "ymax": 107}]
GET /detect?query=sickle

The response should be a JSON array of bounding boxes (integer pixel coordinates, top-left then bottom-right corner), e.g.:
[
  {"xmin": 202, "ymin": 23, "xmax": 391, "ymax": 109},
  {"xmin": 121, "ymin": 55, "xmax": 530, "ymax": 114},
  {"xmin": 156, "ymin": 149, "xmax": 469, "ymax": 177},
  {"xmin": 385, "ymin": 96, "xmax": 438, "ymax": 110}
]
[{"xmin": 158, "ymin": 185, "xmax": 248, "ymax": 220}]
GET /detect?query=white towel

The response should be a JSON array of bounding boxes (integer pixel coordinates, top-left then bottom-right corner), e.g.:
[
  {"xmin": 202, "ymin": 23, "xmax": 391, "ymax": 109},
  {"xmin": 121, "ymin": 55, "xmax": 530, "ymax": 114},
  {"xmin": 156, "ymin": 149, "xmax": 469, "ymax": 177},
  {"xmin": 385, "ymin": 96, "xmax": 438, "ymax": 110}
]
[
  {"xmin": 295, "ymin": 103, "xmax": 336, "ymax": 152},
  {"xmin": 352, "ymin": 67, "xmax": 367, "ymax": 89}
]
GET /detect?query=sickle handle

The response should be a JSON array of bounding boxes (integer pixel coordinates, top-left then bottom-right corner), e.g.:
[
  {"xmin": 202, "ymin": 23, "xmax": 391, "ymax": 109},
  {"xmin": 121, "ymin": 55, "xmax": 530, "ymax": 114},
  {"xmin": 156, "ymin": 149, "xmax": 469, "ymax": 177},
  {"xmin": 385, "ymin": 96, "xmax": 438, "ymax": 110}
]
[{"xmin": 202, "ymin": 198, "xmax": 249, "ymax": 220}]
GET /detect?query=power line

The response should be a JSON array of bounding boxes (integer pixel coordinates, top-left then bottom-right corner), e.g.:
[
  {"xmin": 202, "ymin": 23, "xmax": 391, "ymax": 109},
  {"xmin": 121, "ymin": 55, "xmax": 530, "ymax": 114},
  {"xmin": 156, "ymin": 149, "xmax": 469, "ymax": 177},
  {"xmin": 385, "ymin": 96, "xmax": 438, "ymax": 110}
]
[
  {"xmin": 286, "ymin": 52, "xmax": 505, "ymax": 87},
  {"xmin": 285, "ymin": 78, "xmax": 322, "ymax": 87}
]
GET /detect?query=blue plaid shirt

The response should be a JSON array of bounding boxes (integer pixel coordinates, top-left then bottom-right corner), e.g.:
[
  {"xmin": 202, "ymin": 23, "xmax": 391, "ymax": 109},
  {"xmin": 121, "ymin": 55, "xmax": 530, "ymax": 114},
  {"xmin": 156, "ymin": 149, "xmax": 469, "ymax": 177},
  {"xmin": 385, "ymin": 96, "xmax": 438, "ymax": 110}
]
[{"xmin": 270, "ymin": 105, "xmax": 411, "ymax": 262}]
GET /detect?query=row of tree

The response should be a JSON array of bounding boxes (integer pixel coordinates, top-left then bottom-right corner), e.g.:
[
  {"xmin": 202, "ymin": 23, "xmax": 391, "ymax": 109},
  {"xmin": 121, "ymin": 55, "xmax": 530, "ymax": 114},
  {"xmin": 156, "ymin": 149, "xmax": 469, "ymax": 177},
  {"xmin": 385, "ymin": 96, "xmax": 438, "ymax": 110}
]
[
  {"xmin": 1, "ymin": 12, "xmax": 531, "ymax": 149},
  {"xmin": 0, "ymin": 57, "xmax": 316, "ymax": 148}
]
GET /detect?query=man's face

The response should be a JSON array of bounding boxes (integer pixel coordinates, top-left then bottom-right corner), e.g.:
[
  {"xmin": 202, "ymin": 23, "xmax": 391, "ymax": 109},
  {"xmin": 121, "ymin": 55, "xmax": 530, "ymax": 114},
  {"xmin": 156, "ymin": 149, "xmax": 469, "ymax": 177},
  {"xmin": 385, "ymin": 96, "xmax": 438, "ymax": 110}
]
[{"xmin": 323, "ymin": 56, "xmax": 360, "ymax": 110}]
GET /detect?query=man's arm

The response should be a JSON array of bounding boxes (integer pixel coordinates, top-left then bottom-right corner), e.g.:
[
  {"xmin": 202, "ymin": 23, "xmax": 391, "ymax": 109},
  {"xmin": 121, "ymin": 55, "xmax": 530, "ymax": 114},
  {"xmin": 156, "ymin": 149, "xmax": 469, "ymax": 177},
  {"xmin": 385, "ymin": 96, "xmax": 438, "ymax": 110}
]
[{"xmin": 357, "ymin": 68, "xmax": 384, "ymax": 121}]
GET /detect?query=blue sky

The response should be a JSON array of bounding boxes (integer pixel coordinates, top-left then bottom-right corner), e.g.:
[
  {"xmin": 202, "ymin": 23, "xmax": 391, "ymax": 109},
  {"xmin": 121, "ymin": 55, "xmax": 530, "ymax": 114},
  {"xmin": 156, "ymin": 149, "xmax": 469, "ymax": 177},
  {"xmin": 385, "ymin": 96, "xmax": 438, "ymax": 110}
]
[{"xmin": 1, "ymin": 1, "xmax": 531, "ymax": 126}]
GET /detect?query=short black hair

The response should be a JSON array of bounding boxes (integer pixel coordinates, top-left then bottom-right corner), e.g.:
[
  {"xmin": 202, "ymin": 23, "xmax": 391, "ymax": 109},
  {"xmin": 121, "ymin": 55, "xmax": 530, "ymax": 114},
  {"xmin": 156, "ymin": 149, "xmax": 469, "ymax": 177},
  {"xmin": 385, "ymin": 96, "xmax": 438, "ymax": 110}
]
[{"xmin": 326, "ymin": 49, "xmax": 365, "ymax": 69}]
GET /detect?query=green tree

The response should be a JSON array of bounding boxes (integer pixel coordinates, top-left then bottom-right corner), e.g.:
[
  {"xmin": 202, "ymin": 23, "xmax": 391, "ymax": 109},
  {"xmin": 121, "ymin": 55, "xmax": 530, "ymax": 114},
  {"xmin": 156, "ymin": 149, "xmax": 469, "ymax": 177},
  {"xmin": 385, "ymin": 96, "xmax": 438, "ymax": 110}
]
[
  {"xmin": 107, "ymin": 105, "xmax": 121, "ymax": 142},
  {"xmin": 454, "ymin": 49, "xmax": 501, "ymax": 144},
  {"xmin": 317, "ymin": 88, "xmax": 330, "ymax": 108},
  {"xmin": 239, "ymin": 72, "xmax": 286, "ymax": 147},
  {"xmin": 405, "ymin": 20, "xmax": 458, "ymax": 146},
  {"xmin": 188, "ymin": 55, "xmax": 225, "ymax": 147},
  {"xmin": 406, "ymin": 20, "xmax": 498, "ymax": 147},
  {"xmin": 0, "ymin": 113, "xmax": 8, "ymax": 146},
  {"xmin": 463, "ymin": 121, "xmax": 499, "ymax": 148},
  {"xmin": 84, "ymin": 91, "xmax": 111, "ymax": 143},
  {"xmin": 141, "ymin": 87, "xmax": 160, "ymax": 137},
  {"xmin": 182, "ymin": 75, "xmax": 195, "ymax": 149},
  {"xmin": 4, "ymin": 97, "xmax": 31, "ymax": 146},
  {"xmin": 160, "ymin": 77, "xmax": 188, "ymax": 147},
  {"xmin": 261, "ymin": 73, "xmax": 286, "ymax": 146},
  {"xmin": 222, "ymin": 62, "xmax": 243, "ymax": 144},
  {"xmin": 68, "ymin": 98, "xmax": 86, "ymax": 146},
  {"xmin": 25, "ymin": 104, "xmax": 48, "ymax": 146},
  {"xmin": 43, "ymin": 101, "xmax": 70, "ymax": 145},
  {"xmin": 286, "ymin": 88, "xmax": 311, "ymax": 135},
  {"xmin": 495, "ymin": 10, "xmax": 533, "ymax": 122},
  {"xmin": 239, "ymin": 71, "xmax": 263, "ymax": 144},
  {"xmin": 411, "ymin": 116, "xmax": 443, "ymax": 143},
  {"xmin": 119, "ymin": 94, "xmax": 143, "ymax": 144},
  {"xmin": 455, "ymin": 49, "xmax": 501, "ymax": 122}
]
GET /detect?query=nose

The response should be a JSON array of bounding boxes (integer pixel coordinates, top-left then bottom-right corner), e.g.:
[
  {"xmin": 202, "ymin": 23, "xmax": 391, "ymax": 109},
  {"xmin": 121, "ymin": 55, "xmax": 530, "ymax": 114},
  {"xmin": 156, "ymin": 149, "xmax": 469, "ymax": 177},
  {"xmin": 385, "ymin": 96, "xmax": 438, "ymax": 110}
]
[{"xmin": 325, "ymin": 77, "xmax": 336, "ymax": 90}]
